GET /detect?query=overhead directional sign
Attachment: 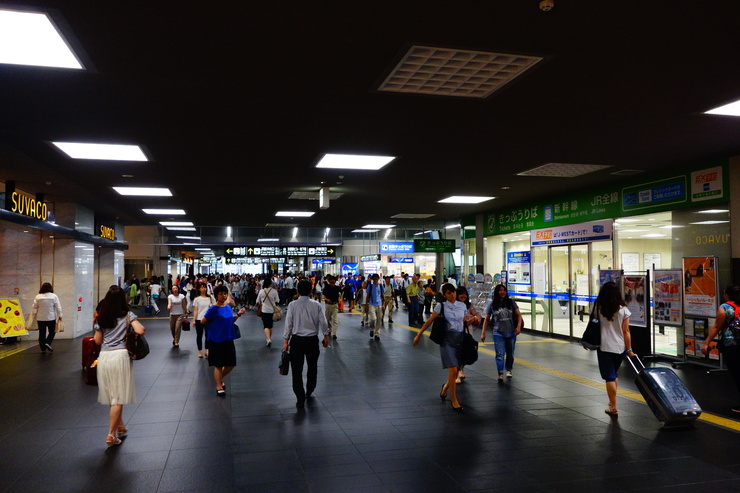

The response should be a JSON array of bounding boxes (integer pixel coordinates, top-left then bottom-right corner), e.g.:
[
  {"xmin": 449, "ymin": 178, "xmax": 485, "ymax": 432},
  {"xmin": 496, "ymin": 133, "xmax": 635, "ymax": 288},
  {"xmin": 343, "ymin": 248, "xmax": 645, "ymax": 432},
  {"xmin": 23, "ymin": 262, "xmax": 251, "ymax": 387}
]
[
  {"xmin": 224, "ymin": 246, "xmax": 336, "ymax": 257},
  {"xmin": 413, "ymin": 239, "xmax": 455, "ymax": 253}
]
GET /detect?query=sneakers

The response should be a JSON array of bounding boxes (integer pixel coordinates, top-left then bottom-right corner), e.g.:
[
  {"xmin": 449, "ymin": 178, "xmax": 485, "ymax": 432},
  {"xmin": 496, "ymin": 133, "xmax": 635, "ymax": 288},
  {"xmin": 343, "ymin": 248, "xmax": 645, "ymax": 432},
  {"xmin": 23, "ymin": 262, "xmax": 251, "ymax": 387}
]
[
  {"xmin": 266, "ymin": 340, "xmax": 272, "ymax": 347},
  {"xmin": 45, "ymin": 344, "xmax": 53, "ymax": 352},
  {"xmin": 498, "ymin": 373, "xmax": 504, "ymax": 383},
  {"xmin": 506, "ymin": 371, "xmax": 513, "ymax": 378}
]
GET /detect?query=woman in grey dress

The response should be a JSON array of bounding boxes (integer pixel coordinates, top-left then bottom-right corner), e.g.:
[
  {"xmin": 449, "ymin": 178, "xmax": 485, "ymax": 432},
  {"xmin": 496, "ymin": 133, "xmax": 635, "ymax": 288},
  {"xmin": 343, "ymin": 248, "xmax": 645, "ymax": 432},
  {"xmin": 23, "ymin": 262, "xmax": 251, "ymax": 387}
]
[{"xmin": 413, "ymin": 283, "xmax": 467, "ymax": 412}]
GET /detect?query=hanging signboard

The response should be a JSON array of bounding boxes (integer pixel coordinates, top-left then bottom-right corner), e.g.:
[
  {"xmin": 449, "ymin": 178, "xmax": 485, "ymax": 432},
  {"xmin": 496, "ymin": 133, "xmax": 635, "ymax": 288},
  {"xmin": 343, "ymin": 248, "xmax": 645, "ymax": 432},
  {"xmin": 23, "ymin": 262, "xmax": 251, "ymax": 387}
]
[
  {"xmin": 225, "ymin": 246, "xmax": 336, "ymax": 257},
  {"xmin": 623, "ymin": 275, "xmax": 647, "ymax": 327},
  {"xmin": 653, "ymin": 269, "xmax": 682, "ymax": 326},
  {"xmin": 380, "ymin": 242, "xmax": 414, "ymax": 253},
  {"xmin": 360, "ymin": 254, "xmax": 381, "ymax": 262},
  {"xmin": 682, "ymin": 256, "xmax": 718, "ymax": 317},
  {"xmin": 0, "ymin": 299, "xmax": 28, "ymax": 337},
  {"xmin": 413, "ymin": 239, "xmax": 455, "ymax": 253},
  {"xmin": 531, "ymin": 220, "xmax": 613, "ymax": 247}
]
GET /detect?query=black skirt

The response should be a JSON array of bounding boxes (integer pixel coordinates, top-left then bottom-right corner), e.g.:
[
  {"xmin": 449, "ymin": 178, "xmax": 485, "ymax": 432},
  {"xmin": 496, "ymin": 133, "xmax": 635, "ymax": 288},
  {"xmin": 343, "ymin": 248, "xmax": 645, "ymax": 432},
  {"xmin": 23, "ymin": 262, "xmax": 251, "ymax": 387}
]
[{"xmin": 208, "ymin": 340, "xmax": 236, "ymax": 367}]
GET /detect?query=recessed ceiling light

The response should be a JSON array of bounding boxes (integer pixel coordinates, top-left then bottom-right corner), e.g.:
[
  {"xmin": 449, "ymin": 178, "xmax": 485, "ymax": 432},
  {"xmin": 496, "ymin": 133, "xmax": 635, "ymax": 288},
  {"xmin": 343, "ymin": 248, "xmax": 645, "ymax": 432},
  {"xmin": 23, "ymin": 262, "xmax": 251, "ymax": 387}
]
[
  {"xmin": 265, "ymin": 222, "xmax": 298, "ymax": 227},
  {"xmin": 143, "ymin": 209, "xmax": 186, "ymax": 215},
  {"xmin": 704, "ymin": 99, "xmax": 740, "ymax": 117},
  {"xmin": 500, "ymin": 186, "xmax": 511, "ymax": 190},
  {"xmin": 518, "ymin": 163, "xmax": 611, "ymax": 177},
  {"xmin": 363, "ymin": 224, "xmax": 395, "ymax": 229},
  {"xmin": 659, "ymin": 225, "xmax": 684, "ymax": 229},
  {"xmin": 166, "ymin": 226, "xmax": 196, "ymax": 231},
  {"xmin": 620, "ymin": 229, "xmax": 647, "ymax": 233},
  {"xmin": 160, "ymin": 221, "xmax": 193, "ymax": 226},
  {"xmin": 316, "ymin": 153, "xmax": 395, "ymax": 171},
  {"xmin": 697, "ymin": 209, "xmax": 729, "ymax": 214},
  {"xmin": 275, "ymin": 211, "xmax": 314, "ymax": 217},
  {"xmin": 463, "ymin": 225, "xmax": 476, "ymax": 230},
  {"xmin": 0, "ymin": 9, "xmax": 83, "ymax": 69},
  {"xmin": 352, "ymin": 229, "xmax": 379, "ymax": 233},
  {"xmin": 51, "ymin": 142, "xmax": 148, "ymax": 161},
  {"xmin": 175, "ymin": 236, "xmax": 200, "ymax": 240},
  {"xmin": 445, "ymin": 224, "xmax": 461, "ymax": 229},
  {"xmin": 690, "ymin": 220, "xmax": 730, "ymax": 225},
  {"xmin": 195, "ymin": 248, "xmax": 212, "ymax": 251},
  {"xmin": 640, "ymin": 234, "xmax": 667, "ymax": 238},
  {"xmin": 258, "ymin": 238, "xmax": 280, "ymax": 242},
  {"xmin": 438, "ymin": 196, "xmax": 495, "ymax": 204},
  {"xmin": 614, "ymin": 218, "xmax": 639, "ymax": 223},
  {"xmin": 113, "ymin": 187, "xmax": 172, "ymax": 196}
]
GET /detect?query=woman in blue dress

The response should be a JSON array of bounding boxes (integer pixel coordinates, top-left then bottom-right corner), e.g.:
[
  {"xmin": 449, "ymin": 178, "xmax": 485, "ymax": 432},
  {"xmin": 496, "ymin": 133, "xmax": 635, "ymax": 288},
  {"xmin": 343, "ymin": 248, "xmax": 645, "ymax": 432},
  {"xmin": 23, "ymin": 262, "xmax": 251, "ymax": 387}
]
[
  {"xmin": 413, "ymin": 283, "xmax": 467, "ymax": 412},
  {"xmin": 201, "ymin": 285, "xmax": 246, "ymax": 396}
]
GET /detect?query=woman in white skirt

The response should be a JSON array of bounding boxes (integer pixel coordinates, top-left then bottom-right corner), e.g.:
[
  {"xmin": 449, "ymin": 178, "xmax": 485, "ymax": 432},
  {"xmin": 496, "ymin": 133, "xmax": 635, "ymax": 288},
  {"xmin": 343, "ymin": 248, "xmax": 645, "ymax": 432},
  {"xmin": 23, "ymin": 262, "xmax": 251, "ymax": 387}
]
[{"xmin": 94, "ymin": 285, "xmax": 146, "ymax": 447}]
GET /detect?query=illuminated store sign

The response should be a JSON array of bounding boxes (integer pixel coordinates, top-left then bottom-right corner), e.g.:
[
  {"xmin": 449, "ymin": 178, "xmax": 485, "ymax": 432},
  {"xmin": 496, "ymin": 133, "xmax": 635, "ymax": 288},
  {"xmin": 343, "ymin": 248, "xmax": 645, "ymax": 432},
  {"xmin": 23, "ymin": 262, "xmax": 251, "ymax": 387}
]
[{"xmin": 4, "ymin": 182, "xmax": 49, "ymax": 221}]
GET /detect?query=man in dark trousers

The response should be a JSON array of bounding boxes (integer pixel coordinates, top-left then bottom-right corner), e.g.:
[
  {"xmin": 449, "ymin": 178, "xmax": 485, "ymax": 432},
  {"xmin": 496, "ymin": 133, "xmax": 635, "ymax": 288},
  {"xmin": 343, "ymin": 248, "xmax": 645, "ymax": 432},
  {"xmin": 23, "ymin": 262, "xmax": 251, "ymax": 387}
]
[
  {"xmin": 283, "ymin": 280, "xmax": 329, "ymax": 409},
  {"xmin": 322, "ymin": 275, "xmax": 342, "ymax": 340}
]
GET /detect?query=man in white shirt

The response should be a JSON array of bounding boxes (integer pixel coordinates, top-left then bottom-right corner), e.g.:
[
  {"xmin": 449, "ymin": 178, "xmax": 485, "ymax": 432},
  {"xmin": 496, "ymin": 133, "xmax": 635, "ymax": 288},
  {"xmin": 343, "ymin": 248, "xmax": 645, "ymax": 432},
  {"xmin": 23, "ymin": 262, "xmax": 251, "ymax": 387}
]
[{"xmin": 283, "ymin": 280, "xmax": 329, "ymax": 409}]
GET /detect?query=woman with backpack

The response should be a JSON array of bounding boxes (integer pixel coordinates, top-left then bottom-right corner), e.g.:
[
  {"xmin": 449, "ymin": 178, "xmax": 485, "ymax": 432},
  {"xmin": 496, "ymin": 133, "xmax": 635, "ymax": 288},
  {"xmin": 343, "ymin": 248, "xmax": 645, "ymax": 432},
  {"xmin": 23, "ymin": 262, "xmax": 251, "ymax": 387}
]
[{"xmin": 702, "ymin": 284, "xmax": 740, "ymax": 413}]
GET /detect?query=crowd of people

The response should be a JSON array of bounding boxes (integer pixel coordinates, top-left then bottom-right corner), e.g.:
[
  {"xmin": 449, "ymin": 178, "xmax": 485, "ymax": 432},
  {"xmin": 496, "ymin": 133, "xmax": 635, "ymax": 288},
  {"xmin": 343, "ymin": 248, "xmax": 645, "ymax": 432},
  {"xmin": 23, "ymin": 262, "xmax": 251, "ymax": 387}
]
[{"xmin": 88, "ymin": 272, "xmax": 740, "ymax": 446}]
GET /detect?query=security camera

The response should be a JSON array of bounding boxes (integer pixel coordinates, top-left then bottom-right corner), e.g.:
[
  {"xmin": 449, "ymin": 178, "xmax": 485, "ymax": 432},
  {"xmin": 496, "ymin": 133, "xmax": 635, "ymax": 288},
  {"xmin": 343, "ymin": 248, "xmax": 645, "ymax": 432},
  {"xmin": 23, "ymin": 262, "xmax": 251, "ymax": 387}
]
[{"xmin": 539, "ymin": 0, "xmax": 554, "ymax": 11}]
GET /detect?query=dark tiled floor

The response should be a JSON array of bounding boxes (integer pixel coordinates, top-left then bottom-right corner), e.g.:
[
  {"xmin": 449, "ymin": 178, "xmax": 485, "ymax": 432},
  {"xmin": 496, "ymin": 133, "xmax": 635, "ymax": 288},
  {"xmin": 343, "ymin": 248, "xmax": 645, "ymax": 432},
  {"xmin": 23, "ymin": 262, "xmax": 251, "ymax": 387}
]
[{"xmin": 1, "ymin": 305, "xmax": 740, "ymax": 492}]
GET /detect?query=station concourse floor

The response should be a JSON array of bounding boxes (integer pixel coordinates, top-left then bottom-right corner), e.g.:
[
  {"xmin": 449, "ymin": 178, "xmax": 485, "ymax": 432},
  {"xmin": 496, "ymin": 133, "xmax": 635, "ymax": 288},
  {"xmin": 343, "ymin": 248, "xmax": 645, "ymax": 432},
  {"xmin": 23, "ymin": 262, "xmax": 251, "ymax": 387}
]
[{"xmin": 1, "ymin": 303, "xmax": 740, "ymax": 493}]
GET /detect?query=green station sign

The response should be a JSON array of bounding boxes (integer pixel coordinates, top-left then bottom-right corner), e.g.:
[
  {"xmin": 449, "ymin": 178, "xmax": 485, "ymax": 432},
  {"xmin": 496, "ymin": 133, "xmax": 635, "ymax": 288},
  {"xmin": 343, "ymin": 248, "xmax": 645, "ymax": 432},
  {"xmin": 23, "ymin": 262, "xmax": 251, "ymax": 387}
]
[{"xmin": 413, "ymin": 239, "xmax": 456, "ymax": 253}]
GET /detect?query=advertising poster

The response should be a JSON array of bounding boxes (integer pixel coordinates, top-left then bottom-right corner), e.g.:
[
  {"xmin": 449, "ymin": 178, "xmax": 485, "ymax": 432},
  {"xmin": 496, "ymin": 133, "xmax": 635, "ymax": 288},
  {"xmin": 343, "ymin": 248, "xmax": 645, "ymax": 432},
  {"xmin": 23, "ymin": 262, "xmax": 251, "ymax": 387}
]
[
  {"xmin": 684, "ymin": 338, "xmax": 696, "ymax": 356},
  {"xmin": 707, "ymin": 340, "xmax": 720, "ymax": 360},
  {"xmin": 653, "ymin": 269, "xmax": 683, "ymax": 326},
  {"xmin": 0, "ymin": 298, "xmax": 28, "ymax": 337},
  {"xmin": 599, "ymin": 269, "xmax": 622, "ymax": 288},
  {"xmin": 506, "ymin": 251, "xmax": 531, "ymax": 285},
  {"xmin": 500, "ymin": 271, "xmax": 508, "ymax": 287},
  {"xmin": 623, "ymin": 275, "xmax": 647, "ymax": 327},
  {"xmin": 683, "ymin": 256, "xmax": 717, "ymax": 317},
  {"xmin": 341, "ymin": 263, "xmax": 358, "ymax": 276},
  {"xmin": 621, "ymin": 253, "xmax": 640, "ymax": 272}
]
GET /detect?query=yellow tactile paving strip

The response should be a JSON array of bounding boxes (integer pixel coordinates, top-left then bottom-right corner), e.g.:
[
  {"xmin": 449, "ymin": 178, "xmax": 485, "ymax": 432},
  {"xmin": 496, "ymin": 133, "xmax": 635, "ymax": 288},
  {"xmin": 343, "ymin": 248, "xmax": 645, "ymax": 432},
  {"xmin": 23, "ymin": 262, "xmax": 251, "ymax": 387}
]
[{"xmin": 404, "ymin": 322, "xmax": 740, "ymax": 432}]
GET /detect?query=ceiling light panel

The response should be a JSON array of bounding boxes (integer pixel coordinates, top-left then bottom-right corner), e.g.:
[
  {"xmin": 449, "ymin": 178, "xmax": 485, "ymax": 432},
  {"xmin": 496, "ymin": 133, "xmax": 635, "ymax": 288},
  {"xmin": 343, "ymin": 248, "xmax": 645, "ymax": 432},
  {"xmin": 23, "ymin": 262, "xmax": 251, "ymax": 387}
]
[
  {"xmin": 160, "ymin": 221, "xmax": 193, "ymax": 226},
  {"xmin": 113, "ymin": 187, "xmax": 172, "ymax": 196},
  {"xmin": 143, "ymin": 209, "xmax": 186, "ymax": 215},
  {"xmin": 704, "ymin": 99, "xmax": 740, "ymax": 117},
  {"xmin": 275, "ymin": 211, "xmax": 315, "ymax": 217},
  {"xmin": 378, "ymin": 45, "xmax": 542, "ymax": 99},
  {"xmin": 0, "ymin": 9, "xmax": 83, "ymax": 69},
  {"xmin": 51, "ymin": 142, "xmax": 148, "ymax": 161},
  {"xmin": 353, "ymin": 229, "xmax": 379, "ymax": 233},
  {"xmin": 363, "ymin": 224, "xmax": 395, "ymax": 229},
  {"xmin": 258, "ymin": 238, "xmax": 280, "ymax": 242},
  {"xmin": 518, "ymin": 163, "xmax": 612, "ymax": 178},
  {"xmin": 316, "ymin": 154, "xmax": 395, "ymax": 170},
  {"xmin": 175, "ymin": 236, "xmax": 200, "ymax": 240},
  {"xmin": 438, "ymin": 196, "xmax": 495, "ymax": 204},
  {"xmin": 265, "ymin": 223, "xmax": 298, "ymax": 227},
  {"xmin": 165, "ymin": 227, "xmax": 196, "ymax": 231}
]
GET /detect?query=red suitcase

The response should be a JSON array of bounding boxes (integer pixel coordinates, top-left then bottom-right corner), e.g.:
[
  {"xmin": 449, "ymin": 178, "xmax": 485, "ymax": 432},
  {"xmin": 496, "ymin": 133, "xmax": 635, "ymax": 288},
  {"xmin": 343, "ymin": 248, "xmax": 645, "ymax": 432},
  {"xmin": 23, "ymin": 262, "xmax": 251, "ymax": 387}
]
[{"xmin": 82, "ymin": 336, "xmax": 100, "ymax": 386}]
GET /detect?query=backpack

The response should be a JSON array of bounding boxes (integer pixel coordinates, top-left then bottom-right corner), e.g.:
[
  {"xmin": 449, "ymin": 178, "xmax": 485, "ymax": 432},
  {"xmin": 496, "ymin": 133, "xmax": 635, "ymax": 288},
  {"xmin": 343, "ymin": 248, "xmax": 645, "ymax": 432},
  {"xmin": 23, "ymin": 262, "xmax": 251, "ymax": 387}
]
[{"xmin": 720, "ymin": 302, "xmax": 740, "ymax": 350}]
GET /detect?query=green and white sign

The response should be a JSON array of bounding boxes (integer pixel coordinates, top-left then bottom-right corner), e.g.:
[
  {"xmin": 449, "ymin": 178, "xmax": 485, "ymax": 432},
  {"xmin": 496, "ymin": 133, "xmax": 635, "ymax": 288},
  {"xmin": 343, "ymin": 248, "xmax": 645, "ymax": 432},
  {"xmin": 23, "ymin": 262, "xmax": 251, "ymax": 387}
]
[{"xmin": 413, "ymin": 239, "xmax": 456, "ymax": 253}]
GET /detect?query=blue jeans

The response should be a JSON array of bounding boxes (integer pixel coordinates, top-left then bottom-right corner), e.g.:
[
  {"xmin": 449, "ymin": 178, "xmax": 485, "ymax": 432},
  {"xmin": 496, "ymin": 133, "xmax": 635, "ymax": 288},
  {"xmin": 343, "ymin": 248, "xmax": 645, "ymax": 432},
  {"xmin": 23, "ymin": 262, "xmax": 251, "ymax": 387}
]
[
  {"xmin": 408, "ymin": 297, "xmax": 420, "ymax": 325},
  {"xmin": 493, "ymin": 333, "xmax": 516, "ymax": 374}
]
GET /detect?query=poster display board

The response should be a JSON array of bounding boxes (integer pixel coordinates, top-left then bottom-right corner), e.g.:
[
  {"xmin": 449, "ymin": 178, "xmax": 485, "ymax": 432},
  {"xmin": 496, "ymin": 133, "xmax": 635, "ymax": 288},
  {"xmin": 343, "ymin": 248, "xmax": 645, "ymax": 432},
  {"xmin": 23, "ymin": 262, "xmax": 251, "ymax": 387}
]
[
  {"xmin": 599, "ymin": 270, "xmax": 623, "ymax": 288},
  {"xmin": 506, "ymin": 251, "xmax": 531, "ymax": 285},
  {"xmin": 653, "ymin": 269, "xmax": 683, "ymax": 326},
  {"xmin": 623, "ymin": 275, "xmax": 647, "ymax": 327},
  {"xmin": 0, "ymin": 298, "xmax": 28, "ymax": 337},
  {"xmin": 682, "ymin": 256, "xmax": 718, "ymax": 317},
  {"xmin": 621, "ymin": 253, "xmax": 640, "ymax": 272}
]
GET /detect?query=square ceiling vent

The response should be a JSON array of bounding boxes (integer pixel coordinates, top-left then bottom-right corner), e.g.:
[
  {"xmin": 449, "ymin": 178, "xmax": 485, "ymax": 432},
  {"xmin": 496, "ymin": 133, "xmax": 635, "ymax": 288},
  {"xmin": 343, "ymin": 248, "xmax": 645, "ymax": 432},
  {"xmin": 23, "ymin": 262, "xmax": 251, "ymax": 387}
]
[
  {"xmin": 518, "ymin": 163, "xmax": 612, "ymax": 178},
  {"xmin": 378, "ymin": 45, "xmax": 542, "ymax": 99}
]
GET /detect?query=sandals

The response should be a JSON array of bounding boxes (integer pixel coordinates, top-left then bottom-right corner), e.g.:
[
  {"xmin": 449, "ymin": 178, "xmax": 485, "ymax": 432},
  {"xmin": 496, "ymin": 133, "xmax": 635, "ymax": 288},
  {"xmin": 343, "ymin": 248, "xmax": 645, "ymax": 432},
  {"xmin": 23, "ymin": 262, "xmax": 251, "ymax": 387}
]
[
  {"xmin": 605, "ymin": 406, "xmax": 618, "ymax": 416},
  {"xmin": 106, "ymin": 434, "xmax": 121, "ymax": 447},
  {"xmin": 116, "ymin": 426, "xmax": 128, "ymax": 438}
]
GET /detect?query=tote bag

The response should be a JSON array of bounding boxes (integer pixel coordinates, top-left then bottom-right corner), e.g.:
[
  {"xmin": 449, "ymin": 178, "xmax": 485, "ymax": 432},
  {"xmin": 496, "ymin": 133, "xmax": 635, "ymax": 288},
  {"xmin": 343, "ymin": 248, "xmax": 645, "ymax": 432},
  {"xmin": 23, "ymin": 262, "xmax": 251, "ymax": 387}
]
[{"xmin": 580, "ymin": 304, "xmax": 600, "ymax": 350}]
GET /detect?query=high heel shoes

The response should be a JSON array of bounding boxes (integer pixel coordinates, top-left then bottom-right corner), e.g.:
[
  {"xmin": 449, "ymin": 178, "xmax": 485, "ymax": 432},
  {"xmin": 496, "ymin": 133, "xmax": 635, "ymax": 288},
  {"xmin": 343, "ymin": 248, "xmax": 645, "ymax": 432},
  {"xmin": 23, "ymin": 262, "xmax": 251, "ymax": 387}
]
[
  {"xmin": 452, "ymin": 404, "xmax": 464, "ymax": 412},
  {"xmin": 439, "ymin": 384, "xmax": 447, "ymax": 401}
]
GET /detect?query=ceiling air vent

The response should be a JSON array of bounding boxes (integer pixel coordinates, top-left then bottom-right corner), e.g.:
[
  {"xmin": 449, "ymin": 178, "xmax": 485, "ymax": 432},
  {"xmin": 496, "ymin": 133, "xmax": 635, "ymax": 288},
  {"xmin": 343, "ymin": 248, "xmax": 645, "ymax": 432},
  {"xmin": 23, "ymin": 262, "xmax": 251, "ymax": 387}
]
[
  {"xmin": 518, "ymin": 163, "xmax": 611, "ymax": 178},
  {"xmin": 378, "ymin": 45, "xmax": 542, "ymax": 99}
]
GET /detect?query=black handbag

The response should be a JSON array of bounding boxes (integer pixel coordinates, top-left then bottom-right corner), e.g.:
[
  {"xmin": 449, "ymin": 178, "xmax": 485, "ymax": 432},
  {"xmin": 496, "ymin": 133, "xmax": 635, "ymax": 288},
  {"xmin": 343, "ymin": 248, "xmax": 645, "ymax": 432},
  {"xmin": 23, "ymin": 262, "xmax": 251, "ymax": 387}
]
[
  {"xmin": 279, "ymin": 349, "xmax": 290, "ymax": 375},
  {"xmin": 429, "ymin": 303, "xmax": 446, "ymax": 344},
  {"xmin": 580, "ymin": 304, "xmax": 600, "ymax": 350},
  {"xmin": 461, "ymin": 331, "xmax": 479, "ymax": 365},
  {"xmin": 125, "ymin": 315, "xmax": 150, "ymax": 360},
  {"xmin": 233, "ymin": 324, "xmax": 241, "ymax": 339}
]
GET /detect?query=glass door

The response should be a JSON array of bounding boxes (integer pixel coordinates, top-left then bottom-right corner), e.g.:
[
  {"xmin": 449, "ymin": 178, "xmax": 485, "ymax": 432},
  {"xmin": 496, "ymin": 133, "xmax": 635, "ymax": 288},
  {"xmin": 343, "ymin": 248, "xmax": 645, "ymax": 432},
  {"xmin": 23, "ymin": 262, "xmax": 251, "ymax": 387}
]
[{"xmin": 548, "ymin": 244, "xmax": 592, "ymax": 338}]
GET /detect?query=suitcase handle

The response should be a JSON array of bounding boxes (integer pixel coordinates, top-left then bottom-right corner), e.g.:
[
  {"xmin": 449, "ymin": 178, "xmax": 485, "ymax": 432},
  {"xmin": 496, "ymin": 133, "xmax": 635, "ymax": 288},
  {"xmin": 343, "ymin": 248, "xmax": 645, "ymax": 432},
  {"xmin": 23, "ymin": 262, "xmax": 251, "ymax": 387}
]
[{"xmin": 625, "ymin": 353, "xmax": 645, "ymax": 373}]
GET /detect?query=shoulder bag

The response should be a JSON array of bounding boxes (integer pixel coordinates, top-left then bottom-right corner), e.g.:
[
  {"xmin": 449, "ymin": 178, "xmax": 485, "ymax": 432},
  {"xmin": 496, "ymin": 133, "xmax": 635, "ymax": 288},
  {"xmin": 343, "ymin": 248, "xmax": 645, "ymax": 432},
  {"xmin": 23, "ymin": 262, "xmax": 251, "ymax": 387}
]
[
  {"xmin": 267, "ymin": 289, "xmax": 283, "ymax": 321},
  {"xmin": 429, "ymin": 303, "xmax": 446, "ymax": 344},
  {"xmin": 461, "ymin": 330, "xmax": 479, "ymax": 365},
  {"xmin": 125, "ymin": 315, "xmax": 150, "ymax": 360},
  {"xmin": 719, "ymin": 302, "xmax": 740, "ymax": 352},
  {"xmin": 580, "ymin": 304, "xmax": 600, "ymax": 350}
]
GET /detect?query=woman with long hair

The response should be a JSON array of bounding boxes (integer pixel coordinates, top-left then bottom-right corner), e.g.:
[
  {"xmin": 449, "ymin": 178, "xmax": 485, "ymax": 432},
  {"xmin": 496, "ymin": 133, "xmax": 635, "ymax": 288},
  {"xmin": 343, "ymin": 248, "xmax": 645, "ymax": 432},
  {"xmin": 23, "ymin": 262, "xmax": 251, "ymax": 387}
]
[
  {"xmin": 481, "ymin": 284, "xmax": 522, "ymax": 383},
  {"xmin": 455, "ymin": 286, "xmax": 482, "ymax": 383},
  {"xmin": 32, "ymin": 282, "xmax": 63, "ymax": 353},
  {"xmin": 94, "ymin": 285, "xmax": 145, "ymax": 447},
  {"xmin": 702, "ymin": 284, "xmax": 740, "ymax": 413},
  {"xmin": 413, "ymin": 283, "xmax": 467, "ymax": 412},
  {"xmin": 192, "ymin": 282, "xmax": 216, "ymax": 358},
  {"xmin": 593, "ymin": 281, "xmax": 633, "ymax": 415}
]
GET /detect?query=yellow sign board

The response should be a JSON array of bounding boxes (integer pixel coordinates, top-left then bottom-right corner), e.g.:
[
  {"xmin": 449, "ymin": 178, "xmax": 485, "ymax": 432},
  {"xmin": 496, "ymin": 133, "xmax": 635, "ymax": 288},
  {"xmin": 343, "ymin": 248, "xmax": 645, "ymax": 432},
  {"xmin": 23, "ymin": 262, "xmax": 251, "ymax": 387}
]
[{"xmin": 0, "ymin": 298, "xmax": 29, "ymax": 337}]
